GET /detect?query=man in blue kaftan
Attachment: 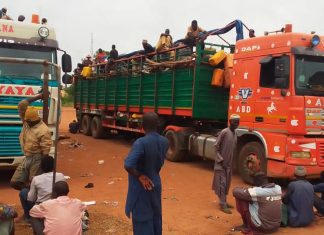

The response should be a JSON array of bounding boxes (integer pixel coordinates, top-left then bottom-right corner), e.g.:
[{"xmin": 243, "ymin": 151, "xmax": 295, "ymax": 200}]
[{"xmin": 124, "ymin": 112, "xmax": 168, "ymax": 235}]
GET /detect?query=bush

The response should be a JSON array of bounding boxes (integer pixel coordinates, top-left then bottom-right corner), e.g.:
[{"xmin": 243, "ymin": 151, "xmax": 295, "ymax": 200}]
[{"xmin": 62, "ymin": 85, "xmax": 74, "ymax": 106}]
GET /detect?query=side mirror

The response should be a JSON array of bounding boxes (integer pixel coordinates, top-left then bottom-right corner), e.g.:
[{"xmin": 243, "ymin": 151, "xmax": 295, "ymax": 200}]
[
  {"xmin": 62, "ymin": 54, "xmax": 72, "ymax": 73},
  {"xmin": 274, "ymin": 77, "xmax": 289, "ymax": 89},
  {"xmin": 62, "ymin": 74, "xmax": 72, "ymax": 84}
]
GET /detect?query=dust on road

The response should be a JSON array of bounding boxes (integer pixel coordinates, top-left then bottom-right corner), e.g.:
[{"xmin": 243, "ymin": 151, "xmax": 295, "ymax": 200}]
[{"xmin": 0, "ymin": 107, "xmax": 323, "ymax": 235}]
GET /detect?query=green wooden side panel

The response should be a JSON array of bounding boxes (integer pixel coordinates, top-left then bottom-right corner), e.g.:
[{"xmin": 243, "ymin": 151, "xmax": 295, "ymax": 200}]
[
  {"xmin": 97, "ymin": 79, "xmax": 106, "ymax": 105},
  {"xmin": 75, "ymin": 64, "xmax": 228, "ymax": 121},
  {"xmin": 174, "ymin": 68, "xmax": 193, "ymax": 108},
  {"xmin": 192, "ymin": 64, "xmax": 229, "ymax": 121},
  {"xmin": 116, "ymin": 76, "xmax": 127, "ymax": 106},
  {"xmin": 142, "ymin": 74, "xmax": 155, "ymax": 107},
  {"xmin": 107, "ymin": 78, "xmax": 117, "ymax": 106},
  {"xmin": 128, "ymin": 77, "xmax": 140, "ymax": 106},
  {"xmin": 156, "ymin": 71, "xmax": 172, "ymax": 108}
]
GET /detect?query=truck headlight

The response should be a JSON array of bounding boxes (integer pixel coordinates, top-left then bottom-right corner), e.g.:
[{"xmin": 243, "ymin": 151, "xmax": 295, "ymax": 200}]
[
  {"xmin": 290, "ymin": 151, "xmax": 311, "ymax": 158},
  {"xmin": 311, "ymin": 35, "xmax": 320, "ymax": 47},
  {"xmin": 38, "ymin": 27, "xmax": 49, "ymax": 39}
]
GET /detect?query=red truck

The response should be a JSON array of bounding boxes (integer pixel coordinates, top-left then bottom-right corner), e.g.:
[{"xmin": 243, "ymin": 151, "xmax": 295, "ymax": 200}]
[{"xmin": 71, "ymin": 24, "xmax": 323, "ymax": 183}]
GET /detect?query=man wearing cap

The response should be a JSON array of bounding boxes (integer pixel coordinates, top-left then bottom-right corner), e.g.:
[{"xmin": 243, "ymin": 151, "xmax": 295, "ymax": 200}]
[
  {"xmin": 82, "ymin": 55, "xmax": 93, "ymax": 66},
  {"xmin": 282, "ymin": 166, "xmax": 314, "ymax": 227},
  {"xmin": 212, "ymin": 114, "xmax": 240, "ymax": 214},
  {"xmin": 10, "ymin": 95, "xmax": 53, "ymax": 191}
]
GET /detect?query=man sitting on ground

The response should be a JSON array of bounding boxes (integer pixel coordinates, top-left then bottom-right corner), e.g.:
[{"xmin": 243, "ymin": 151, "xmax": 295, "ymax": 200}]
[
  {"xmin": 232, "ymin": 172, "xmax": 282, "ymax": 234},
  {"xmin": 19, "ymin": 156, "xmax": 65, "ymax": 222},
  {"xmin": 30, "ymin": 181, "xmax": 86, "ymax": 235},
  {"xmin": 282, "ymin": 166, "xmax": 314, "ymax": 227}
]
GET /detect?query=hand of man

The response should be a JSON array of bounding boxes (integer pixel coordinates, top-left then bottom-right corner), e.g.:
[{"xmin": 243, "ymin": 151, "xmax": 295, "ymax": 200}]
[{"xmin": 138, "ymin": 175, "xmax": 154, "ymax": 191}]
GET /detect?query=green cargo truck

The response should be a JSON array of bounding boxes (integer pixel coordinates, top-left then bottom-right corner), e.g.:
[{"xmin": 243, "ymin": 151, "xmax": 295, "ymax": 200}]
[{"xmin": 73, "ymin": 43, "xmax": 231, "ymax": 159}]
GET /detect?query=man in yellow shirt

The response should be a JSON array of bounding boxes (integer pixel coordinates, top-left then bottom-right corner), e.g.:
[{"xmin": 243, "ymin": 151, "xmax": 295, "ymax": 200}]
[
  {"xmin": 184, "ymin": 20, "xmax": 207, "ymax": 49},
  {"xmin": 10, "ymin": 94, "xmax": 53, "ymax": 191},
  {"xmin": 156, "ymin": 29, "xmax": 173, "ymax": 52}
]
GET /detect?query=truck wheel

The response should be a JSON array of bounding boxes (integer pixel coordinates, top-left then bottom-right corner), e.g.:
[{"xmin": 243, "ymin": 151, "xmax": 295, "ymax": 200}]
[
  {"xmin": 91, "ymin": 116, "xmax": 105, "ymax": 139},
  {"xmin": 81, "ymin": 115, "xmax": 92, "ymax": 136},
  {"xmin": 238, "ymin": 141, "xmax": 267, "ymax": 185},
  {"xmin": 165, "ymin": 130, "xmax": 186, "ymax": 162}
]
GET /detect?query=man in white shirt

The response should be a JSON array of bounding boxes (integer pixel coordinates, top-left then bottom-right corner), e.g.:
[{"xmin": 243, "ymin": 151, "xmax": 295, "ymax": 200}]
[{"xmin": 19, "ymin": 156, "xmax": 65, "ymax": 222}]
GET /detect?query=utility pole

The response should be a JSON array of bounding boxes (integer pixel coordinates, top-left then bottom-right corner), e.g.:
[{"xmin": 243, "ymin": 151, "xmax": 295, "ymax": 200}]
[{"xmin": 90, "ymin": 33, "xmax": 94, "ymax": 56}]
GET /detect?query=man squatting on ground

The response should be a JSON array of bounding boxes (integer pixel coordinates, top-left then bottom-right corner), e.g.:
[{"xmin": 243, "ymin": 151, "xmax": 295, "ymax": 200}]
[
  {"xmin": 124, "ymin": 112, "xmax": 169, "ymax": 235},
  {"xmin": 10, "ymin": 94, "xmax": 53, "ymax": 192},
  {"xmin": 233, "ymin": 172, "xmax": 282, "ymax": 234},
  {"xmin": 19, "ymin": 156, "xmax": 65, "ymax": 221},
  {"xmin": 212, "ymin": 114, "xmax": 240, "ymax": 214}
]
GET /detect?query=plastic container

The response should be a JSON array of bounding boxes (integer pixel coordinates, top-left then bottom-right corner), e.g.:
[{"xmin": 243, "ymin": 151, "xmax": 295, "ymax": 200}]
[
  {"xmin": 209, "ymin": 50, "xmax": 226, "ymax": 66},
  {"xmin": 211, "ymin": 68, "xmax": 224, "ymax": 87},
  {"xmin": 31, "ymin": 14, "xmax": 40, "ymax": 24},
  {"xmin": 81, "ymin": 67, "xmax": 92, "ymax": 77},
  {"xmin": 224, "ymin": 53, "xmax": 234, "ymax": 69},
  {"xmin": 223, "ymin": 68, "xmax": 233, "ymax": 88}
]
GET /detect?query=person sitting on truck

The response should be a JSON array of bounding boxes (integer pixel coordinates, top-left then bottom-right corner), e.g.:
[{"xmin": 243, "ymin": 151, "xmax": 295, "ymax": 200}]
[
  {"xmin": 282, "ymin": 166, "xmax": 314, "ymax": 227},
  {"xmin": 82, "ymin": 55, "xmax": 93, "ymax": 66},
  {"xmin": 30, "ymin": 181, "xmax": 86, "ymax": 235},
  {"xmin": 156, "ymin": 29, "xmax": 173, "ymax": 52},
  {"xmin": 142, "ymin": 40, "xmax": 155, "ymax": 55},
  {"xmin": 0, "ymin": 202, "xmax": 17, "ymax": 235},
  {"xmin": 0, "ymin": 7, "xmax": 12, "ymax": 20},
  {"xmin": 18, "ymin": 15, "xmax": 25, "ymax": 22},
  {"xmin": 95, "ymin": 48, "xmax": 107, "ymax": 63},
  {"xmin": 19, "ymin": 156, "xmax": 65, "ymax": 223},
  {"xmin": 41, "ymin": 18, "xmax": 47, "ymax": 25},
  {"xmin": 10, "ymin": 95, "xmax": 53, "ymax": 191},
  {"xmin": 109, "ymin": 45, "xmax": 119, "ymax": 60},
  {"xmin": 314, "ymin": 171, "xmax": 324, "ymax": 217},
  {"xmin": 249, "ymin": 29, "xmax": 256, "ymax": 38},
  {"xmin": 232, "ymin": 172, "xmax": 282, "ymax": 234},
  {"xmin": 184, "ymin": 20, "xmax": 207, "ymax": 49}
]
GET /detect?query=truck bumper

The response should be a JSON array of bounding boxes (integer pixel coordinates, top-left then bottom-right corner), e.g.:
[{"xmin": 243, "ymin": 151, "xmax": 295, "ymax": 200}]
[{"xmin": 267, "ymin": 159, "xmax": 324, "ymax": 178}]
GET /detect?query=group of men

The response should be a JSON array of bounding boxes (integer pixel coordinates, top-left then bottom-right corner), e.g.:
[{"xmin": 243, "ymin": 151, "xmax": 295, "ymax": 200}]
[
  {"xmin": 124, "ymin": 112, "xmax": 324, "ymax": 235},
  {"xmin": 0, "ymin": 7, "xmax": 47, "ymax": 24},
  {"xmin": 1, "ymin": 95, "xmax": 87, "ymax": 235}
]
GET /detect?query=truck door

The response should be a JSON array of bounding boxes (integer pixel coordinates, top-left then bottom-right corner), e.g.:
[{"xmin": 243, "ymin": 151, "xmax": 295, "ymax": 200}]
[{"xmin": 254, "ymin": 55, "xmax": 290, "ymax": 133}]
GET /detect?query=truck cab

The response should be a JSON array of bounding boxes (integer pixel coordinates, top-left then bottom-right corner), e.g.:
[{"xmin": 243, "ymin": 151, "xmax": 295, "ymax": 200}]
[
  {"xmin": 230, "ymin": 25, "xmax": 324, "ymax": 182},
  {"xmin": 0, "ymin": 19, "xmax": 62, "ymax": 167}
]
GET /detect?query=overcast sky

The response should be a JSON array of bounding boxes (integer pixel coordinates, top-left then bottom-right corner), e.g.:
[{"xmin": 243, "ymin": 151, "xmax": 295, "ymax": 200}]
[{"xmin": 2, "ymin": 0, "xmax": 324, "ymax": 67}]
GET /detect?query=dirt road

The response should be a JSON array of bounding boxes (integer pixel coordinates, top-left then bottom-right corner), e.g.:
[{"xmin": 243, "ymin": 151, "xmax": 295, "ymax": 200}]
[{"xmin": 1, "ymin": 107, "xmax": 323, "ymax": 234}]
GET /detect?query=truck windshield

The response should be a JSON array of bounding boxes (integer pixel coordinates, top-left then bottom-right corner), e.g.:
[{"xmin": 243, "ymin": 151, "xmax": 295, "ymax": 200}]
[
  {"xmin": 0, "ymin": 45, "xmax": 57, "ymax": 80},
  {"xmin": 295, "ymin": 55, "xmax": 324, "ymax": 97}
]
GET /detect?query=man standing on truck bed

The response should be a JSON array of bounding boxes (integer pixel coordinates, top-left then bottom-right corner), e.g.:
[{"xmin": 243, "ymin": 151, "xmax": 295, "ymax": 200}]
[
  {"xmin": 212, "ymin": 114, "xmax": 240, "ymax": 214},
  {"xmin": 10, "ymin": 94, "xmax": 53, "ymax": 191},
  {"xmin": 124, "ymin": 112, "xmax": 169, "ymax": 235}
]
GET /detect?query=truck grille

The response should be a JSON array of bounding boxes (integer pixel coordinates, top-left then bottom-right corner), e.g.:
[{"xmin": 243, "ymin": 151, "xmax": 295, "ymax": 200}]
[
  {"xmin": 319, "ymin": 142, "xmax": 324, "ymax": 166},
  {"xmin": 0, "ymin": 126, "xmax": 23, "ymax": 156}
]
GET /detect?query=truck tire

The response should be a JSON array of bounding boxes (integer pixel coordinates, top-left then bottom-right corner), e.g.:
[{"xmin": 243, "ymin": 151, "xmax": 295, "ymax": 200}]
[
  {"xmin": 238, "ymin": 141, "xmax": 267, "ymax": 185},
  {"xmin": 91, "ymin": 116, "xmax": 105, "ymax": 139},
  {"xmin": 165, "ymin": 130, "xmax": 186, "ymax": 162},
  {"xmin": 81, "ymin": 115, "xmax": 92, "ymax": 136}
]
